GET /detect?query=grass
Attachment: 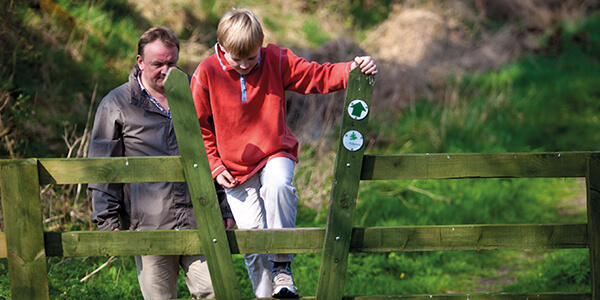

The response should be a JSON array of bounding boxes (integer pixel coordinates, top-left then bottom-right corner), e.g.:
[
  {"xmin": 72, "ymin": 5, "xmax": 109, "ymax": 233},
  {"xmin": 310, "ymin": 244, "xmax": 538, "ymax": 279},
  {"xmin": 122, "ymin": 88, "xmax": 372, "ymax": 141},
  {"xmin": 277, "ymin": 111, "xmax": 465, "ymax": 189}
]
[{"xmin": 290, "ymin": 10, "xmax": 600, "ymax": 296}]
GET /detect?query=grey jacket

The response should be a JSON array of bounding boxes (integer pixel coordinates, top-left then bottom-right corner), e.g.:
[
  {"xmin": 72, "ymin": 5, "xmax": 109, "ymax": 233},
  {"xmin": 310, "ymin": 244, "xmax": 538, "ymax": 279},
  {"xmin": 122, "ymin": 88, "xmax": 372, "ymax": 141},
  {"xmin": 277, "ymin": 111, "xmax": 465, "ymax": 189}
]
[{"xmin": 88, "ymin": 65, "xmax": 230, "ymax": 231}]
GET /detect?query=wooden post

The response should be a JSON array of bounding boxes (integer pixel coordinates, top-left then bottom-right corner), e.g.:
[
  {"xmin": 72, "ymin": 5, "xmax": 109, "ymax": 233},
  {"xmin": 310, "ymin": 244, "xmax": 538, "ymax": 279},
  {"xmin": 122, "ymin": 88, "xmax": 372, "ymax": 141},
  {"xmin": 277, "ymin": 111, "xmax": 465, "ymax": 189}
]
[
  {"xmin": 316, "ymin": 68, "xmax": 375, "ymax": 299},
  {"xmin": 588, "ymin": 153, "xmax": 600, "ymax": 300},
  {"xmin": 0, "ymin": 159, "xmax": 49, "ymax": 299},
  {"xmin": 164, "ymin": 68, "xmax": 241, "ymax": 299}
]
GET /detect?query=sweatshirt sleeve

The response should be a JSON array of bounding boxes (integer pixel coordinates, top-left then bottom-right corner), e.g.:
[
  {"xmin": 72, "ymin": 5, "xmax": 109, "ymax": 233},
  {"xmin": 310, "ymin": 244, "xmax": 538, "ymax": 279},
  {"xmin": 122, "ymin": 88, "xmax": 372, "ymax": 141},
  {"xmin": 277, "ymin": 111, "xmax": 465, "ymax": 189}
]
[
  {"xmin": 280, "ymin": 47, "xmax": 354, "ymax": 94},
  {"xmin": 87, "ymin": 94, "xmax": 125, "ymax": 231},
  {"xmin": 190, "ymin": 69, "xmax": 227, "ymax": 179}
]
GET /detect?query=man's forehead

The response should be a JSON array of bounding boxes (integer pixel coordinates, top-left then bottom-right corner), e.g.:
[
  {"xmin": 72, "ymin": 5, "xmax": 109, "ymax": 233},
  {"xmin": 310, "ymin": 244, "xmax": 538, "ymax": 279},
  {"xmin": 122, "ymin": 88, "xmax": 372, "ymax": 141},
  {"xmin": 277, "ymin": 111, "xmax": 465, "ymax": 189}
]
[
  {"xmin": 144, "ymin": 40, "xmax": 178, "ymax": 55},
  {"xmin": 144, "ymin": 47, "xmax": 178, "ymax": 63}
]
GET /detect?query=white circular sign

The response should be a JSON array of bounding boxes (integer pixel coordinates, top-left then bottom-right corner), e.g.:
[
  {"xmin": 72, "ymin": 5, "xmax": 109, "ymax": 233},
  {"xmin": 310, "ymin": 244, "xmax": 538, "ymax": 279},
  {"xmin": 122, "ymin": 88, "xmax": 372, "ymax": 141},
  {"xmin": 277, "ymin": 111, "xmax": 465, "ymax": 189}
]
[
  {"xmin": 342, "ymin": 130, "xmax": 364, "ymax": 152},
  {"xmin": 347, "ymin": 99, "xmax": 369, "ymax": 120}
]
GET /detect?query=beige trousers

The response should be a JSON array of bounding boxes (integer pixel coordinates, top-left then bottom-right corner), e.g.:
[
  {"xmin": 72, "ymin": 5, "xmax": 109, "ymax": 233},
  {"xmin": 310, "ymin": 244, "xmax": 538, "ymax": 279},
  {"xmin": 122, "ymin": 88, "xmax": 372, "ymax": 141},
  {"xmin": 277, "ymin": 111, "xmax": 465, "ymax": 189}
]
[{"xmin": 135, "ymin": 255, "xmax": 214, "ymax": 299}]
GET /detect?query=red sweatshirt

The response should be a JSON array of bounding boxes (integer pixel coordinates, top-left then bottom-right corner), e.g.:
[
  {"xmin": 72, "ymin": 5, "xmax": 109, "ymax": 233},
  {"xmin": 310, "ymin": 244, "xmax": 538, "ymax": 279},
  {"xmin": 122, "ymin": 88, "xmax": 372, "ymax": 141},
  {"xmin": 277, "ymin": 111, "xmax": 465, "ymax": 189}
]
[{"xmin": 191, "ymin": 43, "xmax": 353, "ymax": 183}]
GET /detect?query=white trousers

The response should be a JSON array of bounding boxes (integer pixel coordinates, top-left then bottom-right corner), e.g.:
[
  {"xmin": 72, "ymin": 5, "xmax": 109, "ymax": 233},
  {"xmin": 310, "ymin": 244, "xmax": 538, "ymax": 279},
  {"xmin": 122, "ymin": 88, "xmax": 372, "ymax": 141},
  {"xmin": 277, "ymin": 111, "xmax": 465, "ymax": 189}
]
[
  {"xmin": 225, "ymin": 157, "xmax": 298, "ymax": 297},
  {"xmin": 135, "ymin": 254, "xmax": 214, "ymax": 299}
]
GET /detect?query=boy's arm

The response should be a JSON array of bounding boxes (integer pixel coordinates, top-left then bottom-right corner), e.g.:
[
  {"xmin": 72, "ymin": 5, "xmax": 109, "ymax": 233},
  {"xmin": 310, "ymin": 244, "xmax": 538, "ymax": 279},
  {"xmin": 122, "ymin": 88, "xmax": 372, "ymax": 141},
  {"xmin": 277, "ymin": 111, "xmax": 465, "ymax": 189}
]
[
  {"xmin": 190, "ymin": 73, "xmax": 227, "ymax": 179},
  {"xmin": 281, "ymin": 47, "xmax": 377, "ymax": 94},
  {"xmin": 283, "ymin": 49, "xmax": 352, "ymax": 94}
]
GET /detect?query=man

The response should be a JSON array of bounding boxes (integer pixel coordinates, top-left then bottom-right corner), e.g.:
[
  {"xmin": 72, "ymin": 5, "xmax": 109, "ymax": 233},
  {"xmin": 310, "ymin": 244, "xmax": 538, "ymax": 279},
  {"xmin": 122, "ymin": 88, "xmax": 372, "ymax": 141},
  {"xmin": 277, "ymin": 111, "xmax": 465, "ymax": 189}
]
[{"xmin": 88, "ymin": 26, "xmax": 233, "ymax": 299}]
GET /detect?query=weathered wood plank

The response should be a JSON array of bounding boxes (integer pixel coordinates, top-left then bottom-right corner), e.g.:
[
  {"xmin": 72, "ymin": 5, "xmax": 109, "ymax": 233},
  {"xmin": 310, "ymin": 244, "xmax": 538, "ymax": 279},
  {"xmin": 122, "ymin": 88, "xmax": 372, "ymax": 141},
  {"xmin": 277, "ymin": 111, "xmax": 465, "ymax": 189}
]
[
  {"xmin": 251, "ymin": 292, "xmax": 590, "ymax": 299},
  {"xmin": 43, "ymin": 228, "xmax": 325, "ymax": 257},
  {"xmin": 33, "ymin": 224, "xmax": 586, "ymax": 258},
  {"xmin": 164, "ymin": 68, "xmax": 241, "ymax": 299},
  {"xmin": 350, "ymin": 224, "xmax": 588, "ymax": 252},
  {"xmin": 318, "ymin": 68, "xmax": 375, "ymax": 300},
  {"xmin": 361, "ymin": 152, "xmax": 593, "ymax": 181},
  {"xmin": 37, "ymin": 156, "xmax": 184, "ymax": 185},
  {"xmin": 0, "ymin": 233, "xmax": 5, "ymax": 258},
  {"xmin": 33, "ymin": 152, "xmax": 594, "ymax": 185},
  {"xmin": 0, "ymin": 159, "xmax": 49, "ymax": 299},
  {"xmin": 587, "ymin": 153, "xmax": 600, "ymax": 300}
]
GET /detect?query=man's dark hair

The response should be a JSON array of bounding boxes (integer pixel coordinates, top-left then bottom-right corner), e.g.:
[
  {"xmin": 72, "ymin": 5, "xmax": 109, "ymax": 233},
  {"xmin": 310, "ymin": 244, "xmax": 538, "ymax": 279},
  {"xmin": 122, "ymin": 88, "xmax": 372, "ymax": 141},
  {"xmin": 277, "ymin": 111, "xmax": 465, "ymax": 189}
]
[{"xmin": 138, "ymin": 25, "xmax": 180, "ymax": 58}]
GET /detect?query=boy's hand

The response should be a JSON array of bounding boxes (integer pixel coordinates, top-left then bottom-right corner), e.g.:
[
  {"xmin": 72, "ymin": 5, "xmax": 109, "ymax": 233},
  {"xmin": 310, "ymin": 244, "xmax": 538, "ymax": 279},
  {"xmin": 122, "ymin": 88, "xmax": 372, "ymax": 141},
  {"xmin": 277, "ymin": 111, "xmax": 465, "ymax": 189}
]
[
  {"xmin": 216, "ymin": 169, "xmax": 239, "ymax": 188},
  {"xmin": 352, "ymin": 56, "xmax": 378, "ymax": 75}
]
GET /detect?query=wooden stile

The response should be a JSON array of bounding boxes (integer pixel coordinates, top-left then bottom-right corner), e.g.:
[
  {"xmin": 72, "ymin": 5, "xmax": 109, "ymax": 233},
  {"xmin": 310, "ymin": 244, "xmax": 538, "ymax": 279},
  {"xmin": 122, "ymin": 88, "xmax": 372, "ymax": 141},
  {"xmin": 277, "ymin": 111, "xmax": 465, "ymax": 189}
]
[
  {"xmin": 0, "ymin": 159, "xmax": 49, "ymax": 299},
  {"xmin": 37, "ymin": 156, "xmax": 184, "ymax": 185},
  {"xmin": 317, "ymin": 68, "xmax": 375, "ymax": 299},
  {"xmin": 164, "ymin": 68, "xmax": 241, "ymax": 299},
  {"xmin": 587, "ymin": 153, "xmax": 600, "ymax": 299},
  {"xmin": 0, "ymin": 223, "xmax": 588, "ymax": 259},
  {"xmin": 361, "ymin": 152, "xmax": 589, "ymax": 180}
]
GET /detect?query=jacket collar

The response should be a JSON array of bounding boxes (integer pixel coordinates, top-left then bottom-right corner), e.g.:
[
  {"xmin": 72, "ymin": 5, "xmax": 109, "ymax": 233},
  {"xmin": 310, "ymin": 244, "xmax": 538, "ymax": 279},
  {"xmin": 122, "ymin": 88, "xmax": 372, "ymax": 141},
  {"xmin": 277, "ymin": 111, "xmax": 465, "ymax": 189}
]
[
  {"xmin": 128, "ymin": 65, "xmax": 166, "ymax": 116},
  {"xmin": 129, "ymin": 65, "xmax": 147, "ymax": 108}
]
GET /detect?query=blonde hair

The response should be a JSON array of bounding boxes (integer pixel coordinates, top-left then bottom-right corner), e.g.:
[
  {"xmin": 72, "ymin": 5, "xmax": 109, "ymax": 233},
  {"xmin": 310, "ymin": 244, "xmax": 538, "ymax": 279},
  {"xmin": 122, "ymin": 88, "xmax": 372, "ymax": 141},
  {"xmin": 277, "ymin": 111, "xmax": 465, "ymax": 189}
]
[{"xmin": 217, "ymin": 8, "xmax": 264, "ymax": 58}]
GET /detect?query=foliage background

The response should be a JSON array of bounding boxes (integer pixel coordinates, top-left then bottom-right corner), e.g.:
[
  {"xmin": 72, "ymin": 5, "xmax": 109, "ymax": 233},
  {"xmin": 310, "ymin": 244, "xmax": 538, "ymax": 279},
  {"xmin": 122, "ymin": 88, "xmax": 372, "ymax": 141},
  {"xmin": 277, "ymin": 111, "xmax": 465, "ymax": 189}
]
[{"xmin": 1, "ymin": 0, "xmax": 600, "ymax": 298}]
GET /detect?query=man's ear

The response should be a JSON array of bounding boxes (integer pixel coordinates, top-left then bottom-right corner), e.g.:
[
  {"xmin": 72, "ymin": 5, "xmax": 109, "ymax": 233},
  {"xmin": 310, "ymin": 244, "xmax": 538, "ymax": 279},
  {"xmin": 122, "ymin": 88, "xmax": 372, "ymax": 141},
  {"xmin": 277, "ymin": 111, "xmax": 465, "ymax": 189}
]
[{"xmin": 136, "ymin": 55, "xmax": 144, "ymax": 70}]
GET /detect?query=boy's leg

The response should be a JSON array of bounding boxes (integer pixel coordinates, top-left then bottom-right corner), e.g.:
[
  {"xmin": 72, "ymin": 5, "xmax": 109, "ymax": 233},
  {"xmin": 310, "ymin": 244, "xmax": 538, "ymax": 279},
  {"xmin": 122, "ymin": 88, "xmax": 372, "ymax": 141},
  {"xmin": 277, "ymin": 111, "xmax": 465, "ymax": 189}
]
[
  {"xmin": 181, "ymin": 255, "xmax": 214, "ymax": 299},
  {"xmin": 135, "ymin": 255, "xmax": 179, "ymax": 299},
  {"xmin": 244, "ymin": 252, "xmax": 274, "ymax": 297},
  {"xmin": 260, "ymin": 156, "xmax": 298, "ymax": 263},
  {"xmin": 260, "ymin": 157, "xmax": 299, "ymax": 297},
  {"xmin": 225, "ymin": 174, "xmax": 274, "ymax": 297}
]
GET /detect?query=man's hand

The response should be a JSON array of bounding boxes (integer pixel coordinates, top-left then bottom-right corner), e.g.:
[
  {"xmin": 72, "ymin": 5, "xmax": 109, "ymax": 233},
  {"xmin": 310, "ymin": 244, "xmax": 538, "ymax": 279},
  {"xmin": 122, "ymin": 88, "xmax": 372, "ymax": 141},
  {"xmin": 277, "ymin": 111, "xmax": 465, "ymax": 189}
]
[
  {"xmin": 216, "ymin": 169, "xmax": 239, "ymax": 188},
  {"xmin": 352, "ymin": 56, "xmax": 378, "ymax": 75},
  {"xmin": 223, "ymin": 217, "xmax": 236, "ymax": 229}
]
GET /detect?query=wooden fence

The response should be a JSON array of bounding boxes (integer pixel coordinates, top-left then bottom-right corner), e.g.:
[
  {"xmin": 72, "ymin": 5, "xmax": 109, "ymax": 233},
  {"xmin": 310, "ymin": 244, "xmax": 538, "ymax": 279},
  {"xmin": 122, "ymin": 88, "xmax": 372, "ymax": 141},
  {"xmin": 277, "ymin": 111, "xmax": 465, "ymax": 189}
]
[{"xmin": 0, "ymin": 67, "xmax": 598, "ymax": 299}]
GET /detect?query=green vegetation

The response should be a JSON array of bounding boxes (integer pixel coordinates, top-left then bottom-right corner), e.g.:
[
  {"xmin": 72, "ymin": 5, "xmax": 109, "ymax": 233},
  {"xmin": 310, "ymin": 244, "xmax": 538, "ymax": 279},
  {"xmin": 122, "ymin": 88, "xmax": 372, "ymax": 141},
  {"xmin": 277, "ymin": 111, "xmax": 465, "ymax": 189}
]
[
  {"xmin": 293, "ymin": 7, "xmax": 600, "ymax": 297},
  {"xmin": 1, "ymin": 0, "xmax": 599, "ymax": 299}
]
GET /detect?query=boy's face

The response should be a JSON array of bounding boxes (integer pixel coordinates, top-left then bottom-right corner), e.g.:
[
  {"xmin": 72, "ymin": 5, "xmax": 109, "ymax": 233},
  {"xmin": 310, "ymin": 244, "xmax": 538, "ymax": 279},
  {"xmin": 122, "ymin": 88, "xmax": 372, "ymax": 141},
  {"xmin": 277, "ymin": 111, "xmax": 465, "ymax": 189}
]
[{"xmin": 222, "ymin": 46, "xmax": 260, "ymax": 75}]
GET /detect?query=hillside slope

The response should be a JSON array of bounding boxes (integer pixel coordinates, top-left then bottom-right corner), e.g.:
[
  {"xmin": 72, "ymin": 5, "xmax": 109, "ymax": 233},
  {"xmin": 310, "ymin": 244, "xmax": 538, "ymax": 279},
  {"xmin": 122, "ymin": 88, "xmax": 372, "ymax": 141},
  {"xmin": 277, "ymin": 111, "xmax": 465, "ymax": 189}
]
[{"xmin": 0, "ymin": 0, "xmax": 596, "ymax": 158}]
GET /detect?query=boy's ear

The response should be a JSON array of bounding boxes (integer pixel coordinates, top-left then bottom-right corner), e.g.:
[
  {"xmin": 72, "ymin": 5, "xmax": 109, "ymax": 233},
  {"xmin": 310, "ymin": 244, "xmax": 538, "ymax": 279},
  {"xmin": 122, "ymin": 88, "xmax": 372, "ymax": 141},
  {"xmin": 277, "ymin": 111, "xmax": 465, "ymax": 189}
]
[{"xmin": 218, "ymin": 44, "xmax": 226, "ymax": 54}]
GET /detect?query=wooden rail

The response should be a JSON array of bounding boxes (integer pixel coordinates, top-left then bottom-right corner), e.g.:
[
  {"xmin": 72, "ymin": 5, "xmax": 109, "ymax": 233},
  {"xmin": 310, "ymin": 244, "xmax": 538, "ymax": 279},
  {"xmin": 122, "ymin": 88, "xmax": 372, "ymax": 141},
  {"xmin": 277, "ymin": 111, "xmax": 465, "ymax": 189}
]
[{"xmin": 0, "ymin": 67, "xmax": 598, "ymax": 299}]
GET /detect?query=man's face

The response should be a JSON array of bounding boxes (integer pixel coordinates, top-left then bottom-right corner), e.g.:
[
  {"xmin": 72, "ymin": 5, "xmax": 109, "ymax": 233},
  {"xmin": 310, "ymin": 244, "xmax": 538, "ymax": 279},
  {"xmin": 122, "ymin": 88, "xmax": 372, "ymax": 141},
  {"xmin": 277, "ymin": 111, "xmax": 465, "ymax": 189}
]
[
  {"xmin": 136, "ymin": 40, "xmax": 179, "ymax": 93},
  {"xmin": 222, "ymin": 46, "xmax": 260, "ymax": 75}
]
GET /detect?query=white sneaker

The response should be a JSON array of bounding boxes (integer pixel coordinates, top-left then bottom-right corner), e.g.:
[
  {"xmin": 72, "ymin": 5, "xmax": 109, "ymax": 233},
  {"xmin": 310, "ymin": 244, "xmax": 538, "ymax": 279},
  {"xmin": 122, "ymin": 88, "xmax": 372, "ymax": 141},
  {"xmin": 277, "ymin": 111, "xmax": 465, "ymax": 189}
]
[{"xmin": 272, "ymin": 265, "xmax": 299, "ymax": 298}]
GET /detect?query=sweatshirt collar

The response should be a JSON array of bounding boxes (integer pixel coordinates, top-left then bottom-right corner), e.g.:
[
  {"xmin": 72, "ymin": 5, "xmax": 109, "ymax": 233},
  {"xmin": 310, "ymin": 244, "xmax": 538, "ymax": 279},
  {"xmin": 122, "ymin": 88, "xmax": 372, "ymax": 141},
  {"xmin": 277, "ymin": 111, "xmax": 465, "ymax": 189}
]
[{"xmin": 215, "ymin": 43, "xmax": 228, "ymax": 71}]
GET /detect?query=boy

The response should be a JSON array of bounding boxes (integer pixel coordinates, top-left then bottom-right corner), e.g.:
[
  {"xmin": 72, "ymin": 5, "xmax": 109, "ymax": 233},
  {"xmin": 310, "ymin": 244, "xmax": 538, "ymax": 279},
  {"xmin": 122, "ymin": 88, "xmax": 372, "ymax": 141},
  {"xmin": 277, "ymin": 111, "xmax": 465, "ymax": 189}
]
[{"xmin": 190, "ymin": 8, "xmax": 377, "ymax": 298}]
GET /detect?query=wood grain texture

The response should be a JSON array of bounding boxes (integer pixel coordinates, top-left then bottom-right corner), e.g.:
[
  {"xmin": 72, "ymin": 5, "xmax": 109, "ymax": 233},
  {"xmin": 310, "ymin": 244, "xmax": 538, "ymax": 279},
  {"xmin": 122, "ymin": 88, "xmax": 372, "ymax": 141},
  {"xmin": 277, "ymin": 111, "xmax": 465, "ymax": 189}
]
[
  {"xmin": 587, "ymin": 153, "xmax": 600, "ymax": 299},
  {"xmin": 318, "ymin": 68, "xmax": 375, "ymax": 300},
  {"xmin": 38, "ymin": 156, "xmax": 184, "ymax": 185},
  {"xmin": 361, "ymin": 152, "xmax": 593, "ymax": 181},
  {"xmin": 23, "ymin": 224, "xmax": 587, "ymax": 258},
  {"xmin": 164, "ymin": 68, "xmax": 241, "ymax": 299},
  {"xmin": 0, "ymin": 159, "xmax": 49, "ymax": 299}
]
